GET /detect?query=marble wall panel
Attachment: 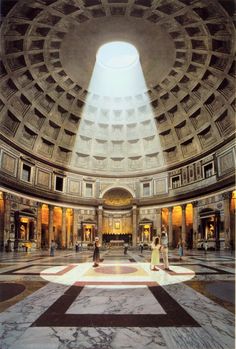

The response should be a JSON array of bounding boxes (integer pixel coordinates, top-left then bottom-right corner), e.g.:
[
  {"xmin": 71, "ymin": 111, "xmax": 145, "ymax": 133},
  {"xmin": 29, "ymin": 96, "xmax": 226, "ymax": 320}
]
[{"xmin": 0, "ymin": 150, "xmax": 18, "ymax": 176}]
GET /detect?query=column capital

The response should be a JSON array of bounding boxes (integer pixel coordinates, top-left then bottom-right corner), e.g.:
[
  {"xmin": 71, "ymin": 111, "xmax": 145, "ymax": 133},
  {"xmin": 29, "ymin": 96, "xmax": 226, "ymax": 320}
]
[
  {"xmin": 192, "ymin": 200, "xmax": 199, "ymax": 207},
  {"xmin": 156, "ymin": 208, "xmax": 162, "ymax": 214},
  {"xmin": 48, "ymin": 204, "xmax": 54, "ymax": 211},
  {"xmin": 168, "ymin": 206, "xmax": 173, "ymax": 213},
  {"xmin": 181, "ymin": 204, "xmax": 187, "ymax": 210},
  {"xmin": 222, "ymin": 191, "xmax": 232, "ymax": 200},
  {"xmin": 3, "ymin": 192, "xmax": 11, "ymax": 200},
  {"xmin": 62, "ymin": 206, "xmax": 67, "ymax": 213}
]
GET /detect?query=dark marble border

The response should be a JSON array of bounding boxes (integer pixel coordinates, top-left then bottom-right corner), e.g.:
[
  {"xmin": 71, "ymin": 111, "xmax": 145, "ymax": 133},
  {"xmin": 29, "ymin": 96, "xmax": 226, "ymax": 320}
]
[
  {"xmin": 0, "ymin": 264, "xmax": 72, "ymax": 275},
  {"xmin": 0, "ymin": 282, "xmax": 26, "ymax": 301},
  {"xmin": 191, "ymin": 257, "xmax": 235, "ymax": 262},
  {"xmin": 0, "ymin": 257, "xmax": 45, "ymax": 263},
  {"xmin": 175, "ymin": 263, "xmax": 234, "ymax": 275},
  {"xmin": 31, "ymin": 283, "xmax": 200, "ymax": 328}
]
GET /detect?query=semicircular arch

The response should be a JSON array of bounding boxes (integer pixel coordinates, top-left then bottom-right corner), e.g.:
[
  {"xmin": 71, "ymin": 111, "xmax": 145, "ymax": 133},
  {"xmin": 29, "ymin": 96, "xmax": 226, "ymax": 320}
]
[{"xmin": 100, "ymin": 185, "xmax": 136, "ymax": 199}]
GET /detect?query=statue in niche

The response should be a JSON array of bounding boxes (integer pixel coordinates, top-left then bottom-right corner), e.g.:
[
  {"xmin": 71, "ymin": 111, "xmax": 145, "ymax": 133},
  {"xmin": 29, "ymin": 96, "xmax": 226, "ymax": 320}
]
[
  {"xmin": 208, "ymin": 223, "xmax": 214, "ymax": 238},
  {"xmin": 85, "ymin": 228, "xmax": 91, "ymax": 240},
  {"xmin": 19, "ymin": 224, "xmax": 26, "ymax": 240}
]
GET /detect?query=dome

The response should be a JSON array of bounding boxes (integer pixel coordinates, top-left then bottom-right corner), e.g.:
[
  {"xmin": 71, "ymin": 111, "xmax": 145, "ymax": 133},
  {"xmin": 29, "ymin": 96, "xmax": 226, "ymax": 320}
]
[{"xmin": 0, "ymin": 0, "xmax": 235, "ymax": 176}]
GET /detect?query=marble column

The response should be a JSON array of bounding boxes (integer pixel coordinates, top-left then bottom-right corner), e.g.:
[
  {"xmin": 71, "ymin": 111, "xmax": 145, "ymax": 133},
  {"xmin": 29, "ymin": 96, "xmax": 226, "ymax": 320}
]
[
  {"xmin": 36, "ymin": 202, "xmax": 42, "ymax": 249},
  {"xmin": 3, "ymin": 193, "xmax": 11, "ymax": 243},
  {"xmin": 132, "ymin": 205, "xmax": 137, "ymax": 246},
  {"xmin": 222, "ymin": 192, "xmax": 232, "ymax": 248},
  {"xmin": 156, "ymin": 208, "xmax": 162, "ymax": 235},
  {"xmin": 0, "ymin": 193, "xmax": 5, "ymax": 250},
  {"xmin": 48, "ymin": 205, "xmax": 54, "ymax": 248},
  {"xmin": 72, "ymin": 209, "xmax": 79, "ymax": 245},
  {"xmin": 61, "ymin": 207, "xmax": 66, "ymax": 249},
  {"xmin": 192, "ymin": 201, "xmax": 199, "ymax": 249},
  {"xmin": 97, "ymin": 205, "xmax": 103, "ymax": 243},
  {"xmin": 168, "ymin": 207, "xmax": 173, "ymax": 248},
  {"xmin": 181, "ymin": 204, "xmax": 187, "ymax": 244}
]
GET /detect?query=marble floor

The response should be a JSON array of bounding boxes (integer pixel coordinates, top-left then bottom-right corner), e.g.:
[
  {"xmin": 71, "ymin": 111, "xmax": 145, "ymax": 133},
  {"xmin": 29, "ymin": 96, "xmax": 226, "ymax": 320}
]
[{"xmin": 0, "ymin": 247, "xmax": 235, "ymax": 349}]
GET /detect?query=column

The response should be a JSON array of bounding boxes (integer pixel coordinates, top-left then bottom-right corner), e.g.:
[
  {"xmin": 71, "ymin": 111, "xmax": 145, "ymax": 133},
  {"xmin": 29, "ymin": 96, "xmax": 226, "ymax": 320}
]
[
  {"xmin": 156, "ymin": 208, "xmax": 162, "ymax": 235},
  {"xmin": 36, "ymin": 202, "xmax": 42, "ymax": 249},
  {"xmin": 72, "ymin": 208, "xmax": 79, "ymax": 245},
  {"xmin": 61, "ymin": 207, "xmax": 66, "ymax": 249},
  {"xmin": 0, "ymin": 193, "xmax": 5, "ymax": 251},
  {"xmin": 48, "ymin": 205, "xmax": 54, "ymax": 248},
  {"xmin": 3, "ymin": 193, "xmax": 11, "ymax": 243},
  {"xmin": 222, "ymin": 192, "xmax": 232, "ymax": 249},
  {"xmin": 132, "ymin": 205, "xmax": 137, "ymax": 246},
  {"xmin": 168, "ymin": 207, "xmax": 173, "ymax": 248},
  {"xmin": 192, "ymin": 201, "xmax": 198, "ymax": 249},
  {"xmin": 181, "ymin": 204, "xmax": 187, "ymax": 244},
  {"xmin": 97, "ymin": 205, "xmax": 103, "ymax": 243}
]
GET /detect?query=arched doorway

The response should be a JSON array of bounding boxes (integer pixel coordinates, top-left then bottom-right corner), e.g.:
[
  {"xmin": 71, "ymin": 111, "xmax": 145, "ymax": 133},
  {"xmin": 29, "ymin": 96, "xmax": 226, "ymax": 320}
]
[{"xmin": 101, "ymin": 188, "xmax": 134, "ymax": 246}]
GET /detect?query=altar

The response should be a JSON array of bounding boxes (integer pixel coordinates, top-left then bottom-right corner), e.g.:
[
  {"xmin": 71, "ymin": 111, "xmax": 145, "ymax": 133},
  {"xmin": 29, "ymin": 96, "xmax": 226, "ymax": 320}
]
[{"xmin": 109, "ymin": 239, "xmax": 124, "ymax": 248}]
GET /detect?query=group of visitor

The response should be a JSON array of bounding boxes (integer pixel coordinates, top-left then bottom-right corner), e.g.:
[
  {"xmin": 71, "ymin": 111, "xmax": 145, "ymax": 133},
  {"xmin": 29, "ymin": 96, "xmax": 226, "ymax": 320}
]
[
  {"xmin": 150, "ymin": 226, "xmax": 171, "ymax": 271},
  {"xmin": 92, "ymin": 226, "xmax": 186, "ymax": 269}
]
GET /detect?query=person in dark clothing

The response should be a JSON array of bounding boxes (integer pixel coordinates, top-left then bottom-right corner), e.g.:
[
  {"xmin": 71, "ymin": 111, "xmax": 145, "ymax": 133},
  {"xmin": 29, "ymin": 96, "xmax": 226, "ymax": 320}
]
[
  {"xmin": 140, "ymin": 241, "xmax": 144, "ymax": 254},
  {"xmin": 93, "ymin": 237, "xmax": 100, "ymax": 267}
]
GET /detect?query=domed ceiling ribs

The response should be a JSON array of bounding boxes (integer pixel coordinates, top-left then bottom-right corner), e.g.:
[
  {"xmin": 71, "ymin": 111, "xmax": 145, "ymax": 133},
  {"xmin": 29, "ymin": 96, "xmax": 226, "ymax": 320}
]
[{"xmin": 0, "ymin": 0, "xmax": 235, "ymax": 175}]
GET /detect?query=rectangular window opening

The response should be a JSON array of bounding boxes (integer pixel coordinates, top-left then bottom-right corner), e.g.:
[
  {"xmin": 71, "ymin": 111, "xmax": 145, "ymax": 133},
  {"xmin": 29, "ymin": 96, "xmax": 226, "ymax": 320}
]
[
  {"xmin": 86, "ymin": 183, "xmax": 93, "ymax": 197},
  {"xmin": 55, "ymin": 176, "xmax": 63, "ymax": 191},
  {"xmin": 22, "ymin": 164, "xmax": 31, "ymax": 182},
  {"xmin": 204, "ymin": 163, "xmax": 213, "ymax": 178},
  {"xmin": 172, "ymin": 176, "xmax": 181, "ymax": 189},
  {"xmin": 143, "ymin": 183, "xmax": 150, "ymax": 196}
]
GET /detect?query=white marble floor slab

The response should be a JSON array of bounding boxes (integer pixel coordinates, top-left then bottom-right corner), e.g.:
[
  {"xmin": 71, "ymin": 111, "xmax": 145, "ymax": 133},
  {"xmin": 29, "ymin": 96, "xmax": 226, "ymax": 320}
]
[
  {"xmin": 7, "ymin": 326, "xmax": 167, "ymax": 349},
  {"xmin": 0, "ymin": 283, "xmax": 70, "ymax": 349},
  {"xmin": 163, "ymin": 283, "xmax": 235, "ymax": 349},
  {"xmin": 160, "ymin": 327, "xmax": 226, "ymax": 349},
  {"xmin": 66, "ymin": 286, "xmax": 166, "ymax": 315}
]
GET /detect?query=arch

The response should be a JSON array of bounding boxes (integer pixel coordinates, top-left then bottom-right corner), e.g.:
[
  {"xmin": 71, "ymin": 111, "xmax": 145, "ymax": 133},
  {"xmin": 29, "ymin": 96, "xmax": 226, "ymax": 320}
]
[
  {"xmin": 101, "ymin": 186, "xmax": 134, "ymax": 207},
  {"xmin": 100, "ymin": 185, "xmax": 135, "ymax": 199}
]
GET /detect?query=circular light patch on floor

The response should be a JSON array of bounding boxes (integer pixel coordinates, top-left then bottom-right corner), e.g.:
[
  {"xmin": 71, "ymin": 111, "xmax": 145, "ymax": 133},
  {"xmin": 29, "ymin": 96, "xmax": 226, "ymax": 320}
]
[
  {"xmin": 94, "ymin": 265, "xmax": 138, "ymax": 274},
  {"xmin": 96, "ymin": 41, "xmax": 139, "ymax": 69},
  {"xmin": 40, "ymin": 263, "xmax": 195, "ymax": 287}
]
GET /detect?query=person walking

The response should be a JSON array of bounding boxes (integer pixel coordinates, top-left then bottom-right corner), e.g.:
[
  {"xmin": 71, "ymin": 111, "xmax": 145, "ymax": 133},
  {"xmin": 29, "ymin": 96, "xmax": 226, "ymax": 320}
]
[
  {"xmin": 177, "ymin": 238, "xmax": 184, "ymax": 260},
  {"xmin": 50, "ymin": 240, "xmax": 56, "ymax": 256},
  {"xmin": 160, "ymin": 226, "xmax": 171, "ymax": 271},
  {"xmin": 140, "ymin": 241, "xmax": 144, "ymax": 254},
  {"xmin": 93, "ymin": 237, "xmax": 100, "ymax": 267},
  {"xmin": 124, "ymin": 242, "xmax": 128, "ymax": 255},
  {"xmin": 150, "ymin": 236, "xmax": 161, "ymax": 271},
  {"xmin": 204, "ymin": 240, "xmax": 208, "ymax": 255},
  {"xmin": 75, "ymin": 241, "xmax": 80, "ymax": 252}
]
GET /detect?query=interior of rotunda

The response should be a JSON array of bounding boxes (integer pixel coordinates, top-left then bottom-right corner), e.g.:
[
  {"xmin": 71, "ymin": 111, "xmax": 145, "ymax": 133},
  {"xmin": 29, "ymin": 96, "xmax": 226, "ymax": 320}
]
[{"xmin": 0, "ymin": 0, "xmax": 235, "ymax": 349}]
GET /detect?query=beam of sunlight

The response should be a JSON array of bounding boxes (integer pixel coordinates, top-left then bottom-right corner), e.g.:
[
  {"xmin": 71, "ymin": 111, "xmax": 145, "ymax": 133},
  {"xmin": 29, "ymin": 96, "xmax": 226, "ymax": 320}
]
[{"xmin": 72, "ymin": 41, "xmax": 164, "ymax": 172}]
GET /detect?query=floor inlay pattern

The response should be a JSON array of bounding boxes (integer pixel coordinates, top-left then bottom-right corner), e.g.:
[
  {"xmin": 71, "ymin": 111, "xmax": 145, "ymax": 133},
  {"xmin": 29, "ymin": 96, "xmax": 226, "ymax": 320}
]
[{"xmin": 0, "ymin": 248, "xmax": 234, "ymax": 349}]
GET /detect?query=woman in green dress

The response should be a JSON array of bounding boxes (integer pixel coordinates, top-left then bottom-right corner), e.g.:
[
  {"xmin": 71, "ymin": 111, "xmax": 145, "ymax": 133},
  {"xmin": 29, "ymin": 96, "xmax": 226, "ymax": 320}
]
[{"xmin": 150, "ymin": 236, "xmax": 161, "ymax": 271}]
